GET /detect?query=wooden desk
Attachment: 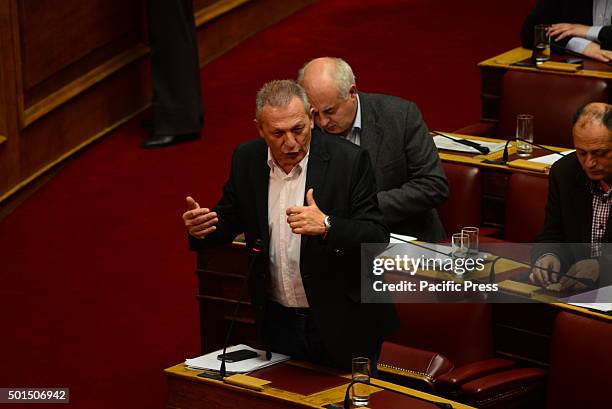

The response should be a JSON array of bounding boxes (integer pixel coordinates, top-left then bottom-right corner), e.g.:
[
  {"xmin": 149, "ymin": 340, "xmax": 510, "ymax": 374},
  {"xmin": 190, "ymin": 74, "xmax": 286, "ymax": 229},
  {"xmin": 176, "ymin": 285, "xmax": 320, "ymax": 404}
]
[
  {"xmin": 436, "ymin": 132, "xmax": 566, "ymax": 174},
  {"xmin": 435, "ymin": 132, "xmax": 562, "ymax": 227},
  {"xmin": 164, "ymin": 361, "xmax": 475, "ymax": 409}
]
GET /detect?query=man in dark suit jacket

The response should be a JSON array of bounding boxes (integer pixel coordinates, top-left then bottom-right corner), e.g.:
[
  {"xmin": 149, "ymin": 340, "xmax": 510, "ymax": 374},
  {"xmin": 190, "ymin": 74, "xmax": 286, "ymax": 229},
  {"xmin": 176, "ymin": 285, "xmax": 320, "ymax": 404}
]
[
  {"xmin": 298, "ymin": 57, "xmax": 448, "ymax": 242},
  {"xmin": 182, "ymin": 80, "xmax": 398, "ymax": 369},
  {"xmin": 532, "ymin": 103, "xmax": 612, "ymax": 292},
  {"xmin": 521, "ymin": 0, "xmax": 612, "ymax": 62}
]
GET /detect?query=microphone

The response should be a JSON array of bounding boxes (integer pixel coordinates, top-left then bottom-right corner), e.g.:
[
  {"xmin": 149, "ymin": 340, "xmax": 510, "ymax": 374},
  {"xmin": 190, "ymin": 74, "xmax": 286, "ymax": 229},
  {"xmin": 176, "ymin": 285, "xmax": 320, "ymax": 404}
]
[
  {"xmin": 483, "ymin": 137, "xmax": 568, "ymax": 165},
  {"xmin": 431, "ymin": 130, "xmax": 490, "ymax": 155},
  {"xmin": 343, "ymin": 378, "xmax": 452, "ymax": 409},
  {"xmin": 219, "ymin": 239, "xmax": 263, "ymax": 379}
]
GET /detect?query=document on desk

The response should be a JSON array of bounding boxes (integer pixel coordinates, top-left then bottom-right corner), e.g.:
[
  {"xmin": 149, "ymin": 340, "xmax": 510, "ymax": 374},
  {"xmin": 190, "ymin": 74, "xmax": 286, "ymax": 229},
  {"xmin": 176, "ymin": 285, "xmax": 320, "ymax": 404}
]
[
  {"xmin": 562, "ymin": 285, "xmax": 612, "ymax": 312},
  {"xmin": 433, "ymin": 135, "xmax": 506, "ymax": 154},
  {"xmin": 185, "ymin": 344, "xmax": 290, "ymax": 374},
  {"xmin": 527, "ymin": 150, "xmax": 574, "ymax": 165},
  {"xmin": 390, "ymin": 233, "xmax": 417, "ymax": 244}
]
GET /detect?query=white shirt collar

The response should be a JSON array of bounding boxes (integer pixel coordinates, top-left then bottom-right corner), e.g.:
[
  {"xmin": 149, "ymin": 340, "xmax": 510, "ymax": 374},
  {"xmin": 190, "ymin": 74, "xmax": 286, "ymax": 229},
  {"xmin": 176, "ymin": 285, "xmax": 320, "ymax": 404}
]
[{"xmin": 266, "ymin": 145, "xmax": 310, "ymax": 175}]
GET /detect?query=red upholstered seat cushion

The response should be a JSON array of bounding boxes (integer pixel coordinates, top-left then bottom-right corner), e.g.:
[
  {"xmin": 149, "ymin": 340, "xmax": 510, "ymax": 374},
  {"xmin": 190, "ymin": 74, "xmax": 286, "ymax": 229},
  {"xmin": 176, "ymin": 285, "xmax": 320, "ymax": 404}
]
[
  {"xmin": 546, "ymin": 312, "xmax": 612, "ymax": 409},
  {"xmin": 378, "ymin": 341, "xmax": 454, "ymax": 381},
  {"xmin": 497, "ymin": 70, "xmax": 608, "ymax": 148},
  {"xmin": 387, "ymin": 303, "xmax": 493, "ymax": 367},
  {"xmin": 438, "ymin": 163, "xmax": 482, "ymax": 236},
  {"xmin": 503, "ymin": 173, "xmax": 548, "ymax": 242}
]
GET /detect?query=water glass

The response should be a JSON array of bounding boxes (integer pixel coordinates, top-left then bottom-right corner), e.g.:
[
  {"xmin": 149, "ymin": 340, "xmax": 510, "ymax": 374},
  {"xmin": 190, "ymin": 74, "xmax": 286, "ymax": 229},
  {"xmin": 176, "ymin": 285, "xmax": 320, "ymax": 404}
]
[
  {"xmin": 462, "ymin": 227, "xmax": 479, "ymax": 257},
  {"xmin": 533, "ymin": 24, "xmax": 551, "ymax": 63},
  {"xmin": 351, "ymin": 357, "xmax": 370, "ymax": 407},
  {"xmin": 516, "ymin": 114, "xmax": 534, "ymax": 157},
  {"xmin": 451, "ymin": 233, "xmax": 470, "ymax": 259}
]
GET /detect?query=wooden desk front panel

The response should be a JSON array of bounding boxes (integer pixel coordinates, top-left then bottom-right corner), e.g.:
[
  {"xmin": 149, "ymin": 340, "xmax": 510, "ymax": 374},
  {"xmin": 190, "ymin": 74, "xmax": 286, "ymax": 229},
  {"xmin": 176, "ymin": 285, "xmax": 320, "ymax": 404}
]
[
  {"xmin": 166, "ymin": 376, "xmax": 310, "ymax": 409},
  {"xmin": 197, "ymin": 244, "xmax": 259, "ymax": 353}
]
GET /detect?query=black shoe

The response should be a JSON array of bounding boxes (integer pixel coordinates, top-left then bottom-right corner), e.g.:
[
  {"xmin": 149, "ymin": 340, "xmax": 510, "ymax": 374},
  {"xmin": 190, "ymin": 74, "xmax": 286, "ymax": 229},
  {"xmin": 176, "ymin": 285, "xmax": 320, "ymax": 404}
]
[{"xmin": 141, "ymin": 132, "xmax": 200, "ymax": 149}]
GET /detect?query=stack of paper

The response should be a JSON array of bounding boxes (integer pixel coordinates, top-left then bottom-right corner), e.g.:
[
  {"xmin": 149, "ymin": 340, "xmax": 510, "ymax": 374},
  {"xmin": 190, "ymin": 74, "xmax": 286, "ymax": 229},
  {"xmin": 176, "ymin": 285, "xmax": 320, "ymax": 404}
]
[{"xmin": 185, "ymin": 344, "xmax": 290, "ymax": 374}]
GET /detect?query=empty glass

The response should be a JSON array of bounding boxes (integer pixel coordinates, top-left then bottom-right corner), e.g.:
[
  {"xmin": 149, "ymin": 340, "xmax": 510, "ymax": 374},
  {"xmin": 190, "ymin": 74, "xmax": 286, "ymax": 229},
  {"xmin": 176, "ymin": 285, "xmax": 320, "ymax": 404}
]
[
  {"xmin": 451, "ymin": 232, "xmax": 470, "ymax": 259},
  {"xmin": 462, "ymin": 227, "xmax": 479, "ymax": 257}
]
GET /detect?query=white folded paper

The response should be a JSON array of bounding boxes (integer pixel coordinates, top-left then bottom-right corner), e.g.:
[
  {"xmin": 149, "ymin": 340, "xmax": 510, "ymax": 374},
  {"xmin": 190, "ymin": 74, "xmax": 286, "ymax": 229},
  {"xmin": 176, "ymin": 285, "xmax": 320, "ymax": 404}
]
[
  {"xmin": 185, "ymin": 344, "xmax": 290, "ymax": 374},
  {"xmin": 433, "ymin": 135, "xmax": 506, "ymax": 154},
  {"xmin": 527, "ymin": 150, "xmax": 574, "ymax": 165}
]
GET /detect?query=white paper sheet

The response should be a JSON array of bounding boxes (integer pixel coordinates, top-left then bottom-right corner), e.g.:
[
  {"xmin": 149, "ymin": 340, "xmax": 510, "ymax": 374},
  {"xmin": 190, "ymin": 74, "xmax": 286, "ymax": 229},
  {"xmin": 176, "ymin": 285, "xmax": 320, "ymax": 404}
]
[
  {"xmin": 390, "ymin": 233, "xmax": 417, "ymax": 243},
  {"xmin": 527, "ymin": 150, "xmax": 574, "ymax": 165},
  {"xmin": 433, "ymin": 135, "xmax": 506, "ymax": 154},
  {"xmin": 562, "ymin": 285, "xmax": 612, "ymax": 312},
  {"xmin": 185, "ymin": 344, "xmax": 290, "ymax": 374}
]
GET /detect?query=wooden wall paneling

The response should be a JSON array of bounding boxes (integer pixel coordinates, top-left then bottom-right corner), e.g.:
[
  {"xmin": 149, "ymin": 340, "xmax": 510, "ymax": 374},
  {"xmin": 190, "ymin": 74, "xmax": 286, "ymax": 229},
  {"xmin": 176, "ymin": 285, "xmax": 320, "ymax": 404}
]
[
  {"xmin": 17, "ymin": 0, "xmax": 146, "ymax": 125},
  {"xmin": 0, "ymin": 0, "xmax": 314, "ymax": 206},
  {"xmin": 22, "ymin": 44, "xmax": 149, "ymax": 128},
  {"xmin": 194, "ymin": 0, "xmax": 314, "ymax": 65},
  {"xmin": 193, "ymin": 0, "xmax": 227, "ymax": 12},
  {"xmin": 18, "ymin": 58, "xmax": 150, "ymax": 186},
  {"xmin": 18, "ymin": 0, "xmax": 142, "ymax": 90},
  {"xmin": 479, "ymin": 67, "xmax": 504, "ymax": 124},
  {"xmin": 0, "ymin": 0, "xmax": 22, "ymax": 195}
]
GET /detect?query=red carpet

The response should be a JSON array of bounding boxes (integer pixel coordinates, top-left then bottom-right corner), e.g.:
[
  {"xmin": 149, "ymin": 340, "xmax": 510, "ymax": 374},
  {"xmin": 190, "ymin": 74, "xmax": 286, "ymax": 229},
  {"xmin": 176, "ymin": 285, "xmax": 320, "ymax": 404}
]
[{"xmin": 0, "ymin": 1, "xmax": 532, "ymax": 408}]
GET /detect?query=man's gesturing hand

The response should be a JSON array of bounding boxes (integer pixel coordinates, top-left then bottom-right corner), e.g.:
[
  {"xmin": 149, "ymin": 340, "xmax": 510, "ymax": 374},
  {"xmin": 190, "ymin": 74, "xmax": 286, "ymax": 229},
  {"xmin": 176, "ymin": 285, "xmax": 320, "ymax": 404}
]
[
  {"xmin": 286, "ymin": 188, "xmax": 327, "ymax": 236},
  {"xmin": 182, "ymin": 196, "xmax": 218, "ymax": 239}
]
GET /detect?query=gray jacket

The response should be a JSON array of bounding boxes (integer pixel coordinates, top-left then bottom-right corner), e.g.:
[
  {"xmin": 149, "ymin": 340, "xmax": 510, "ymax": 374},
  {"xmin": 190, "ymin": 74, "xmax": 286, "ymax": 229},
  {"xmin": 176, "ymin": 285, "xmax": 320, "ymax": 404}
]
[{"xmin": 358, "ymin": 92, "xmax": 448, "ymax": 242}]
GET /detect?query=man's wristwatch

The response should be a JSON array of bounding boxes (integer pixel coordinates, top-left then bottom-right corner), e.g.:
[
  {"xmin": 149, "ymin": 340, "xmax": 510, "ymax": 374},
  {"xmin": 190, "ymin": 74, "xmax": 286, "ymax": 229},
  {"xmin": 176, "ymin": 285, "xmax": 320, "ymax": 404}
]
[{"xmin": 323, "ymin": 215, "xmax": 332, "ymax": 233}]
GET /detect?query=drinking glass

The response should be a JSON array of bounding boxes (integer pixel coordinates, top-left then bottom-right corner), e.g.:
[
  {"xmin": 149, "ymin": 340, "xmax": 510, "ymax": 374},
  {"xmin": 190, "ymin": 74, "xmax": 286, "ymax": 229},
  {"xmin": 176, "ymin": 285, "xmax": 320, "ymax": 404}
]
[
  {"xmin": 516, "ymin": 114, "xmax": 534, "ymax": 157},
  {"xmin": 451, "ymin": 233, "xmax": 469, "ymax": 259},
  {"xmin": 534, "ymin": 24, "xmax": 551, "ymax": 63},
  {"xmin": 462, "ymin": 227, "xmax": 479, "ymax": 257},
  {"xmin": 351, "ymin": 357, "xmax": 370, "ymax": 407}
]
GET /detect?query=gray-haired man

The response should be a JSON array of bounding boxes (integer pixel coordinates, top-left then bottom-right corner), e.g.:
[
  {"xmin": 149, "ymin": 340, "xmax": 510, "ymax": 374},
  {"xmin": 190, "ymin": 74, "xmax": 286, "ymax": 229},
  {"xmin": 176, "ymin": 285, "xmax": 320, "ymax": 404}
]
[
  {"xmin": 182, "ymin": 80, "xmax": 398, "ymax": 369},
  {"xmin": 298, "ymin": 57, "xmax": 449, "ymax": 242}
]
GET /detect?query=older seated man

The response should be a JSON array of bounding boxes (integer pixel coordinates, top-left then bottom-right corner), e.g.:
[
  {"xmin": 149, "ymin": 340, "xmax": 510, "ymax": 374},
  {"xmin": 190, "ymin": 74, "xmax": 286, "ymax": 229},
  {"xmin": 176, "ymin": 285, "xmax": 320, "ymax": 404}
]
[{"xmin": 532, "ymin": 102, "xmax": 612, "ymax": 292}]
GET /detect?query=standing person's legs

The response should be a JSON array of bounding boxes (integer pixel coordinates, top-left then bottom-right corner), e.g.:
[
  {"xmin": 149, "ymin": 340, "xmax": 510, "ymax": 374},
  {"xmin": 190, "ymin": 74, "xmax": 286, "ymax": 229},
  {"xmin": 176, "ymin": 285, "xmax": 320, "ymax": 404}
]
[{"xmin": 144, "ymin": 0, "xmax": 203, "ymax": 148}]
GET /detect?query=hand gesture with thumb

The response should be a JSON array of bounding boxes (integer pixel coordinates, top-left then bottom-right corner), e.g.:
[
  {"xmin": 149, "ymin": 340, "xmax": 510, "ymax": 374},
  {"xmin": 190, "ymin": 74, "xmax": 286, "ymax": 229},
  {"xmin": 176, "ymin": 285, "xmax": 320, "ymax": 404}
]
[
  {"xmin": 181, "ymin": 196, "xmax": 218, "ymax": 238},
  {"xmin": 285, "ymin": 188, "xmax": 327, "ymax": 236}
]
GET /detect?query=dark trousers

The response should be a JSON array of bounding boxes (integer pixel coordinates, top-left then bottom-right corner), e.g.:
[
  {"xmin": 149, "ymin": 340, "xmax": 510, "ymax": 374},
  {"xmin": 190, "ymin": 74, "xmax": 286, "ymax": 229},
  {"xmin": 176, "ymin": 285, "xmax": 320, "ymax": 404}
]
[
  {"xmin": 147, "ymin": 0, "xmax": 203, "ymax": 136},
  {"xmin": 264, "ymin": 301, "xmax": 380, "ymax": 373},
  {"xmin": 264, "ymin": 301, "xmax": 334, "ymax": 367}
]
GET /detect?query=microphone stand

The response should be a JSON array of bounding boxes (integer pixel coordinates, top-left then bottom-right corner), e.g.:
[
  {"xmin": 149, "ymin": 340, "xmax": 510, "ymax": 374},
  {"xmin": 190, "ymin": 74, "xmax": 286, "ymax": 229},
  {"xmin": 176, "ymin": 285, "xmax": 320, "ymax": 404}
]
[
  {"xmin": 343, "ymin": 378, "xmax": 453, "ymax": 409},
  {"xmin": 219, "ymin": 239, "xmax": 263, "ymax": 379}
]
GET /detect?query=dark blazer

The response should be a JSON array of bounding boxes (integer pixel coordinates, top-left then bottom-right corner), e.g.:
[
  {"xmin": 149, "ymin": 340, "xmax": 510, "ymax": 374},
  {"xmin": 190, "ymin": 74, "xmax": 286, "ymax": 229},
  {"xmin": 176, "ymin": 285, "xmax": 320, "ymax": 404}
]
[
  {"xmin": 534, "ymin": 153, "xmax": 612, "ymax": 284},
  {"xmin": 521, "ymin": 0, "xmax": 612, "ymax": 51},
  {"xmin": 358, "ymin": 92, "xmax": 449, "ymax": 242},
  {"xmin": 191, "ymin": 129, "xmax": 398, "ymax": 369}
]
